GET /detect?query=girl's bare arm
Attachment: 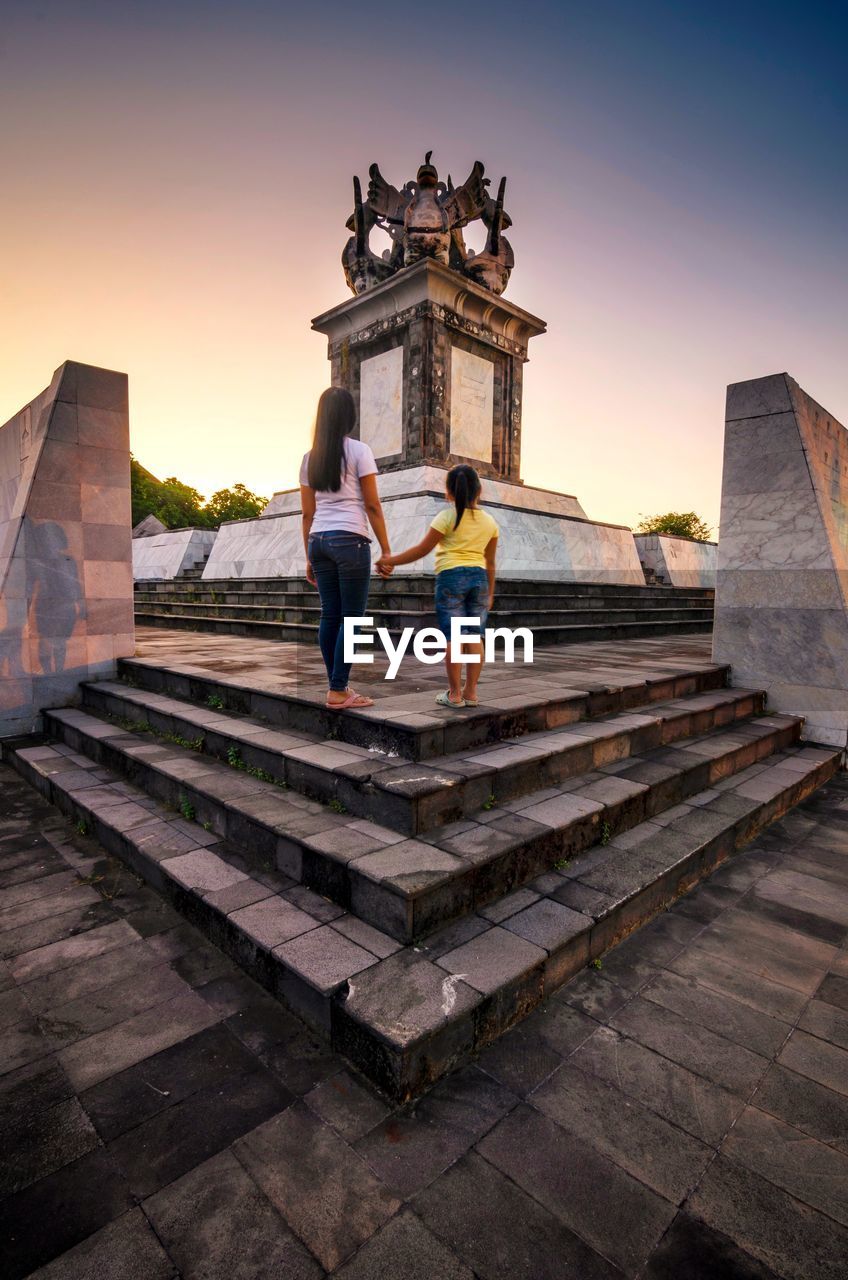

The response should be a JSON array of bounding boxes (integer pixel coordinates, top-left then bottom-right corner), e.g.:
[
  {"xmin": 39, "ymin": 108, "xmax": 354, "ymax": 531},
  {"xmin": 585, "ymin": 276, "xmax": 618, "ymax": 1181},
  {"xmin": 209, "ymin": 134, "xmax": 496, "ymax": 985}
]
[{"xmin": 380, "ymin": 527, "xmax": 443, "ymax": 567}]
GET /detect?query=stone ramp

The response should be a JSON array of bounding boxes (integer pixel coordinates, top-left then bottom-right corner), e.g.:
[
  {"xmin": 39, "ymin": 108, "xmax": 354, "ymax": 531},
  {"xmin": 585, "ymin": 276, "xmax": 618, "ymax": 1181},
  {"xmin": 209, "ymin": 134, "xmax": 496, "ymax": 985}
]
[
  {"xmin": 134, "ymin": 575, "xmax": 714, "ymax": 646},
  {"xmin": 2, "ymin": 629, "xmax": 840, "ymax": 1098}
]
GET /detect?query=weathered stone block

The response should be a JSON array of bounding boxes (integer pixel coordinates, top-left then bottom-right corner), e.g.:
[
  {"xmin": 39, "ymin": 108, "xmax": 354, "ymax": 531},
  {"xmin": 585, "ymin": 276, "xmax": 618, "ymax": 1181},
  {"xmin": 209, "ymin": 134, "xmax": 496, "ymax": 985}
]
[
  {"xmin": 714, "ymin": 373, "xmax": 848, "ymax": 747},
  {"xmin": 0, "ymin": 361, "xmax": 134, "ymax": 736}
]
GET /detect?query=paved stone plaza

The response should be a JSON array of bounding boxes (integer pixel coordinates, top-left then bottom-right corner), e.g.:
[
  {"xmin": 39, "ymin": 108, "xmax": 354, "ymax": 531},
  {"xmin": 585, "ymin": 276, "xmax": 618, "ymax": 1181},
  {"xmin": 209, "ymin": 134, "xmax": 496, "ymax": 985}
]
[
  {"xmin": 2, "ymin": 748, "xmax": 848, "ymax": 1278},
  {"xmin": 130, "ymin": 624, "xmax": 719, "ymax": 699}
]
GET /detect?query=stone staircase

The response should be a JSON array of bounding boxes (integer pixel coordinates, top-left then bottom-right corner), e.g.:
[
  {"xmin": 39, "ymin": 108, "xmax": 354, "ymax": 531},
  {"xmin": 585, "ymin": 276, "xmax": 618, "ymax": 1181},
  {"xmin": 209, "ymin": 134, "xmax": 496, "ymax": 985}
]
[
  {"xmin": 134, "ymin": 576, "xmax": 715, "ymax": 646},
  {"xmin": 3, "ymin": 648, "xmax": 839, "ymax": 1100}
]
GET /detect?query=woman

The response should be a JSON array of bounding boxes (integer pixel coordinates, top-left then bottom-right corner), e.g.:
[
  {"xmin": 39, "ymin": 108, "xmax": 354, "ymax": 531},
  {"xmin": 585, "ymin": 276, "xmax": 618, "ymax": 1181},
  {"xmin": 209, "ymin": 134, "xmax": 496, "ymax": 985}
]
[{"xmin": 300, "ymin": 387, "xmax": 392, "ymax": 709}]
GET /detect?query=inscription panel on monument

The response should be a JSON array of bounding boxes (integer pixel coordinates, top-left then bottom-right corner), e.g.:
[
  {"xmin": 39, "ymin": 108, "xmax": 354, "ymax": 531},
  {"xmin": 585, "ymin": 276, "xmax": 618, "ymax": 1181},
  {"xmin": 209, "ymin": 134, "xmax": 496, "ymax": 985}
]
[
  {"xmin": 450, "ymin": 346, "xmax": 494, "ymax": 462},
  {"xmin": 359, "ymin": 346, "xmax": 403, "ymax": 458}
]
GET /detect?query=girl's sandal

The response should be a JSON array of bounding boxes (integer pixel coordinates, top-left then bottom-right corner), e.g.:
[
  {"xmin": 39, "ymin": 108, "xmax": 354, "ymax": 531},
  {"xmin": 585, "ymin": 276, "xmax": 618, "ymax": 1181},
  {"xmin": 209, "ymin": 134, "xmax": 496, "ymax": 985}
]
[
  {"xmin": 435, "ymin": 691, "xmax": 466, "ymax": 709},
  {"xmin": 463, "ymin": 696, "xmax": 480, "ymax": 707},
  {"xmin": 326, "ymin": 690, "xmax": 375, "ymax": 710}
]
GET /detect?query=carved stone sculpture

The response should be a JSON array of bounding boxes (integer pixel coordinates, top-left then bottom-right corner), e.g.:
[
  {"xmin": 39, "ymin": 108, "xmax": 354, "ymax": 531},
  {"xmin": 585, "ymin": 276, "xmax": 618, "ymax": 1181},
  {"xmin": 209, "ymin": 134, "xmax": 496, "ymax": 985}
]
[{"xmin": 342, "ymin": 153, "xmax": 515, "ymax": 296}]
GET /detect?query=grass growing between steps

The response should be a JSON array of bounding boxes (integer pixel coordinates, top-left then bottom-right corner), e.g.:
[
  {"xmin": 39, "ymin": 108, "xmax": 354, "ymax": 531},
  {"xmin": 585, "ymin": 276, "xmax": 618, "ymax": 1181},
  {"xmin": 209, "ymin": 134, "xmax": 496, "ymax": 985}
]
[{"xmin": 106, "ymin": 713, "xmax": 290, "ymax": 790}]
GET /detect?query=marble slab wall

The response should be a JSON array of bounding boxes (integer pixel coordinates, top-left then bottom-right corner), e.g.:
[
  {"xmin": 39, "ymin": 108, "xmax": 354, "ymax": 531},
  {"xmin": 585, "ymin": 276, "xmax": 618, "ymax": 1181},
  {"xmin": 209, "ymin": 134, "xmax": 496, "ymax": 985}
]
[
  {"xmin": 635, "ymin": 534, "xmax": 717, "ymax": 588},
  {"xmin": 133, "ymin": 528, "xmax": 217, "ymax": 581},
  {"xmin": 0, "ymin": 362, "xmax": 134, "ymax": 736},
  {"xmin": 205, "ymin": 467, "xmax": 644, "ymax": 584},
  {"xmin": 713, "ymin": 372, "xmax": 848, "ymax": 747}
]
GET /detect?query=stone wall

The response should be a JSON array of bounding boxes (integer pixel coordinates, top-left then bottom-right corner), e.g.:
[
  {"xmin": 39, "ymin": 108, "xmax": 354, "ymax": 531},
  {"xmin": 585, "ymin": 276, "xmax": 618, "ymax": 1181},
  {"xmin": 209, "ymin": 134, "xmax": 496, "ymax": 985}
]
[
  {"xmin": 713, "ymin": 372, "xmax": 848, "ymax": 748},
  {"xmin": 0, "ymin": 362, "xmax": 133, "ymax": 737},
  {"xmin": 133, "ymin": 528, "xmax": 217, "ymax": 581},
  {"xmin": 205, "ymin": 465, "xmax": 645, "ymax": 583},
  {"xmin": 634, "ymin": 534, "xmax": 716, "ymax": 588}
]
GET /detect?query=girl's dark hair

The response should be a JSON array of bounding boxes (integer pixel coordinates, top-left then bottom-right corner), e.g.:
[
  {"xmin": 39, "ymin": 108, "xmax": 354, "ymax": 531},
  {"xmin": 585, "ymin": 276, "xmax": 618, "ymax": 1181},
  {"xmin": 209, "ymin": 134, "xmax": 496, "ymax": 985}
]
[
  {"xmin": 446, "ymin": 464, "xmax": 481, "ymax": 529},
  {"xmin": 307, "ymin": 387, "xmax": 357, "ymax": 492}
]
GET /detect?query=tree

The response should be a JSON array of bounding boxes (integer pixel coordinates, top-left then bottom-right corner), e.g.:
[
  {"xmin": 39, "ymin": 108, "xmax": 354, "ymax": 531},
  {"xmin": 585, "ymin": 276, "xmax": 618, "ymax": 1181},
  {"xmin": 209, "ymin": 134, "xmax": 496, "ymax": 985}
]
[
  {"xmin": 156, "ymin": 478, "xmax": 212, "ymax": 529},
  {"xmin": 205, "ymin": 483, "xmax": 268, "ymax": 525},
  {"xmin": 635, "ymin": 511, "xmax": 712, "ymax": 542},
  {"xmin": 130, "ymin": 457, "xmax": 163, "ymax": 527}
]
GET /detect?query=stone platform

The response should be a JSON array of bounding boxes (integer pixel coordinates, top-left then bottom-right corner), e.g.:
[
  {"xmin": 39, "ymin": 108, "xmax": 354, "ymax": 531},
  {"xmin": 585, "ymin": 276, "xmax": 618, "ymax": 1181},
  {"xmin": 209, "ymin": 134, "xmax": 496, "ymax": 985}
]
[
  {"xmin": 2, "ymin": 628, "xmax": 839, "ymax": 1099},
  {"xmin": 203, "ymin": 466, "xmax": 646, "ymax": 584}
]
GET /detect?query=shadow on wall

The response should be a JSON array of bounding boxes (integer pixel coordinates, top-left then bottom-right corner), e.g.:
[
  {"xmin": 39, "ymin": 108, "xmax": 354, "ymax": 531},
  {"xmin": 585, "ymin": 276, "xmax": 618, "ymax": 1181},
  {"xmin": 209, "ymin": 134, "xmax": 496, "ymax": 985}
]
[
  {"xmin": 29, "ymin": 521, "xmax": 83, "ymax": 675},
  {"xmin": 0, "ymin": 359, "xmax": 134, "ymax": 738}
]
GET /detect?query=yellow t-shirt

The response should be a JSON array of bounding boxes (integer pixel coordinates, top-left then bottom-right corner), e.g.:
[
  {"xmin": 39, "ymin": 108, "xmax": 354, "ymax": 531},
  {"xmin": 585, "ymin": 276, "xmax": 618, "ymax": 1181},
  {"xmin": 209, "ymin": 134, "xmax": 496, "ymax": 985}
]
[{"xmin": 430, "ymin": 506, "xmax": 499, "ymax": 573}]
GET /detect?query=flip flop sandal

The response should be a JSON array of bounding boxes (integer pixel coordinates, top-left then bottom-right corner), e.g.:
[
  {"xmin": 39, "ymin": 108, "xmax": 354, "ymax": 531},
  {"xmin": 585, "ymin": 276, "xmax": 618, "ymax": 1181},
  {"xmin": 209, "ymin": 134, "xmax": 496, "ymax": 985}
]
[
  {"xmin": 435, "ymin": 691, "xmax": 466, "ymax": 709},
  {"xmin": 463, "ymin": 696, "xmax": 480, "ymax": 706},
  {"xmin": 326, "ymin": 690, "xmax": 375, "ymax": 710}
]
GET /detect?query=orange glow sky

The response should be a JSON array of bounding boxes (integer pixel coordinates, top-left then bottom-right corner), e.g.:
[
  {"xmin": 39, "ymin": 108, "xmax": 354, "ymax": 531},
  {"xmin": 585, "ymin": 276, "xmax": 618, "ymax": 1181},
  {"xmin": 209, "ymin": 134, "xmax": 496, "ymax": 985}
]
[{"xmin": 2, "ymin": 1, "xmax": 846, "ymax": 533}]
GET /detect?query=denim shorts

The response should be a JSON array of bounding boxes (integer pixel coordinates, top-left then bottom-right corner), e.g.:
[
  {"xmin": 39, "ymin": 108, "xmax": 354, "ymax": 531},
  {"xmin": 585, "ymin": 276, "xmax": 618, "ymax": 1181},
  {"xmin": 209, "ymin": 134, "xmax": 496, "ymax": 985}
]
[{"xmin": 434, "ymin": 566, "xmax": 490, "ymax": 637}]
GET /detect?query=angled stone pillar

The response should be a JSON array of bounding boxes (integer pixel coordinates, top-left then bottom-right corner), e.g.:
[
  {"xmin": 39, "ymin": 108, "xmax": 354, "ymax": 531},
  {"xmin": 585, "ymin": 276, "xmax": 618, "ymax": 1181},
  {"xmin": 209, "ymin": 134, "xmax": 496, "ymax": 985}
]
[
  {"xmin": 713, "ymin": 373, "xmax": 848, "ymax": 748},
  {"xmin": 0, "ymin": 361, "xmax": 134, "ymax": 737}
]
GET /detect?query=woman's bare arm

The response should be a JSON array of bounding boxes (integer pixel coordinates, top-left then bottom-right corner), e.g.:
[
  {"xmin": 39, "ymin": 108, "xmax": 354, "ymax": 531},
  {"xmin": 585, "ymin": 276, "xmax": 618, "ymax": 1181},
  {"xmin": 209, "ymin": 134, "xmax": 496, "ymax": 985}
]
[
  {"xmin": 359, "ymin": 474, "xmax": 391, "ymax": 557},
  {"xmin": 484, "ymin": 536, "xmax": 498, "ymax": 607},
  {"xmin": 300, "ymin": 485, "xmax": 316, "ymax": 584}
]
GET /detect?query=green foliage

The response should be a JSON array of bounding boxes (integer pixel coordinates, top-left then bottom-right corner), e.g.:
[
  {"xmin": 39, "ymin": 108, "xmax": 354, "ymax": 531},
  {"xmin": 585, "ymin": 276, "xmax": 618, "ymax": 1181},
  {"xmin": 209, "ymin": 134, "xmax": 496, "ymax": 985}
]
[
  {"xmin": 600, "ymin": 821, "xmax": 612, "ymax": 846},
  {"xmin": 205, "ymin": 483, "xmax": 268, "ymax": 525},
  {"xmin": 635, "ymin": 511, "xmax": 712, "ymax": 542},
  {"xmin": 590, "ymin": 957, "xmax": 603, "ymax": 971},
  {"xmin": 158, "ymin": 477, "xmax": 214, "ymax": 530},
  {"xmin": 206, "ymin": 693, "xmax": 225, "ymax": 710},
  {"xmin": 178, "ymin": 794, "xmax": 196, "ymax": 822},
  {"xmin": 131, "ymin": 457, "xmax": 267, "ymax": 531}
]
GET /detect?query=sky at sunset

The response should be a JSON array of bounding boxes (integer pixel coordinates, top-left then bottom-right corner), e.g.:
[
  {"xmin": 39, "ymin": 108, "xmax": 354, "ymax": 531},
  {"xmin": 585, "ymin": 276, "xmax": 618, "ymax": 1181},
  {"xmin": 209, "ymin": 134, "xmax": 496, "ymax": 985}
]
[{"xmin": 2, "ymin": 0, "xmax": 846, "ymax": 533}]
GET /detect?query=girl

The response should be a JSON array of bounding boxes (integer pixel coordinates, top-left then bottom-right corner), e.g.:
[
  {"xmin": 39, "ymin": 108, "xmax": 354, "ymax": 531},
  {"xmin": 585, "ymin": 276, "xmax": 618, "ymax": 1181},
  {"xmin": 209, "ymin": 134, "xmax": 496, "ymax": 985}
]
[
  {"xmin": 300, "ymin": 387, "xmax": 392, "ymax": 710},
  {"xmin": 377, "ymin": 464, "xmax": 498, "ymax": 707}
]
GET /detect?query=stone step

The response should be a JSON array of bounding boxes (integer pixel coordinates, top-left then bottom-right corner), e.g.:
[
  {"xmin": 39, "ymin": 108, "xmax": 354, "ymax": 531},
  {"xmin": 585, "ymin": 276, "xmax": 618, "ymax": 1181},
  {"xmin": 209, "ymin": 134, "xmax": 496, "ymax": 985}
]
[
  {"xmin": 38, "ymin": 703, "xmax": 804, "ymax": 944},
  {"xmin": 133, "ymin": 599, "xmax": 714, "ymax": 628},
  {"xmin": 5, "ymin": 733, "xmax": 838, "ymax": 1098},
  {"xmin": 134, "ymin": 609, "xmax": 714, "ymax": 646},
  {"xmin": 81, "ymin": 679, "xmax": 766, "ymax": 836},
  {"xmin": 119, "ymin": 652, "xmax": 732, "ymax": 761},
  {"xmin": 135, "ymin": 575, "xmax": 715, "ymax": 600},
  {"xmin": 134, "ymin": 587, "xmax": 715, "ymax": 610}
]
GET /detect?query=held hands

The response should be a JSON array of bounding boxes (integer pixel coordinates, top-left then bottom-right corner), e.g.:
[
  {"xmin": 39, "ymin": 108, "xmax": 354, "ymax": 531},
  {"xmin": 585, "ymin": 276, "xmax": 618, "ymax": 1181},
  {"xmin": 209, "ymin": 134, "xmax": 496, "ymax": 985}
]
[{"xmin": 376, "ymin": 552, "xmax": 395, "ymax": 578}]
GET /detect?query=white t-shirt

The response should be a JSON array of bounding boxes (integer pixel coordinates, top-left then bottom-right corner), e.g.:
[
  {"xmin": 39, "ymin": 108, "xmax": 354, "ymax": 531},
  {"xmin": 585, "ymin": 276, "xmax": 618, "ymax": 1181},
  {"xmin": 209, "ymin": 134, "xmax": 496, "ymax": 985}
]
[{"xmin": 300, "ymin": 437, "xmax": 378, "ymax": 538}]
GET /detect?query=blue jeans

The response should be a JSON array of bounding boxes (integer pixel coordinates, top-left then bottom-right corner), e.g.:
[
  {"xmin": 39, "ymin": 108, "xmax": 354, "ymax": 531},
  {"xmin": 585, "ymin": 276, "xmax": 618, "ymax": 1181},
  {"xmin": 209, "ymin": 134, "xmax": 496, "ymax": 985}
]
[
  {"xmin": 308, "ymin": 530, "xmax": 372, "ymax": 691},
  {"xmin": 435, "ymin": 566, "xmax": 490, "ymax": 638}
]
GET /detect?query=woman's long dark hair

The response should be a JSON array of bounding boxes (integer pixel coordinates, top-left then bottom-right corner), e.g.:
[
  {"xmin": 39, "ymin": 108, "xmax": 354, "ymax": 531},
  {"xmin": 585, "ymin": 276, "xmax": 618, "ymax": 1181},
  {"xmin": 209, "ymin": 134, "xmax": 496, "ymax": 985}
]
[
  {"xmin": 446, "ymin": 464, "xmax": 481, "ymax": 529},
  {"xmin": 308, "ymin": 387, "xmax": 356, "ymax": 492}
]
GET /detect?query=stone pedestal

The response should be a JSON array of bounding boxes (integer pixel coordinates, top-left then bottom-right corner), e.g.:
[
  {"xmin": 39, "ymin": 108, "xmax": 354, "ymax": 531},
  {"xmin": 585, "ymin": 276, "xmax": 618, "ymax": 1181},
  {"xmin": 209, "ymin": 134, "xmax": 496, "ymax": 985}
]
[
  {"xmin": 312, "ymin": 258, "xmax": 546, "ymax": 482},
  {"xmin": 0, "ymin": 361, "xmax": 134, "ymax": 737},
  {"xmin": 204, "ymin": 466, "xmax": 644, "ymax": 583}
]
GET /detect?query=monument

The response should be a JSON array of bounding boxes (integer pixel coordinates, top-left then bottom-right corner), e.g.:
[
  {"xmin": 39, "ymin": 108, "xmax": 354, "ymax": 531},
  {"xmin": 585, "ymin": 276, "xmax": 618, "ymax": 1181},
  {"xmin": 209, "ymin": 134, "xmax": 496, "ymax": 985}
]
[{"xmin": 203, "ymin": 155, "xmax": 644, "ymax": 582}]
